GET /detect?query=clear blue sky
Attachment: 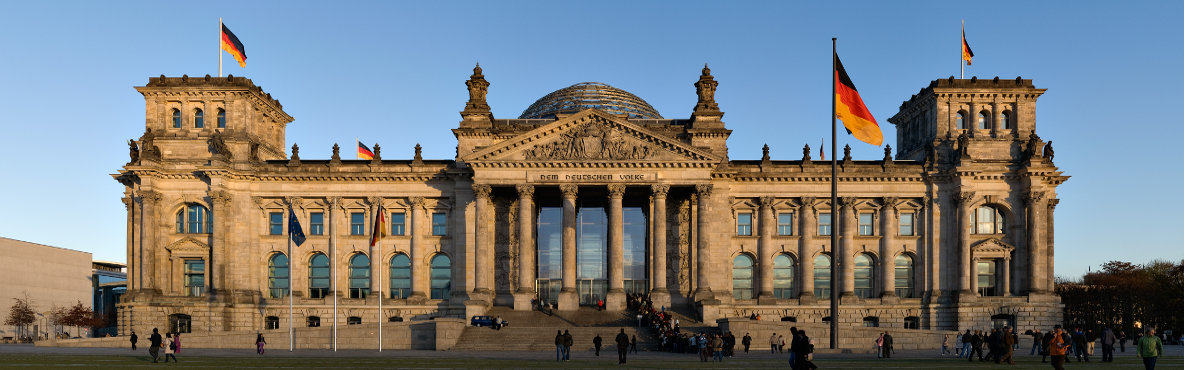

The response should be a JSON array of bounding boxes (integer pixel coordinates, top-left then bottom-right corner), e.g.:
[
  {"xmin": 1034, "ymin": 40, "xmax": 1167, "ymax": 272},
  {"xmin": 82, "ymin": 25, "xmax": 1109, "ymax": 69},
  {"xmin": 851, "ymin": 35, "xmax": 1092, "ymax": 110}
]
[{"xmin": 0, "ymin": 1, "xmax": 1180, "ymax": 278}]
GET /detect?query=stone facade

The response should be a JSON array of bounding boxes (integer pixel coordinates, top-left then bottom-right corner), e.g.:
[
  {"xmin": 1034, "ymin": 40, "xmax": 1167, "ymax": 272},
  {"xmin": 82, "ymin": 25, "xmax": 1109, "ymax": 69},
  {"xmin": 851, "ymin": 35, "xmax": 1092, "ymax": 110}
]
[{"xmin": 115, "ymin": 69, "xmax": 1067, "ymax": 337}]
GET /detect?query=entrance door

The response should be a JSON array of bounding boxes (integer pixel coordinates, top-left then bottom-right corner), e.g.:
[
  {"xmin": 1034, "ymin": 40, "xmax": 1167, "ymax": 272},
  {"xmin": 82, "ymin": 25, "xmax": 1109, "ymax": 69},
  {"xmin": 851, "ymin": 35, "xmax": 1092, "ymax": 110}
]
[
  {"xmin": 578, "ymin": 279, "xmax": 607, "ymax": 305},
  {"xmin": 536, "ymin": 279, "xmax": 561, "ymax": 305}
]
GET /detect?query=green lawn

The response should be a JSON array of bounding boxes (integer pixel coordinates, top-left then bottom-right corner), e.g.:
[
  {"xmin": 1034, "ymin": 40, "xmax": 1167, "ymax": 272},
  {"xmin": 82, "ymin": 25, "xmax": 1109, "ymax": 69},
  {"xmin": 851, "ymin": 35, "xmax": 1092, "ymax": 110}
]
[{"xmin": 0, "ymin": 353, "xmax": 1179, "ymax": 369}]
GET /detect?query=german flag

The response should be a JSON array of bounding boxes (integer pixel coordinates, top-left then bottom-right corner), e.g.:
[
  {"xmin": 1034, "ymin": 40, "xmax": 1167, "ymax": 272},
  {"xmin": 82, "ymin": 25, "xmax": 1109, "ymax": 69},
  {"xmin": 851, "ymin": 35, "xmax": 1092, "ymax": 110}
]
[
  {"xmin": 358, "ymin": 141, "xmax": 374, "ymax": 160},
  {"xmin": 834, "ymin": 52, "xmax": 882, "ymax": 146},
  {"xmin": 221, "ymin": 24, "xmax": 247, "ymax": 68},
  {"xmin": 369, "ymin": 207, "xmax": 386, "ymax": 247},
  {"xmin": 962, "ymin": 27, "xmax": 974, "ymax": 66}
]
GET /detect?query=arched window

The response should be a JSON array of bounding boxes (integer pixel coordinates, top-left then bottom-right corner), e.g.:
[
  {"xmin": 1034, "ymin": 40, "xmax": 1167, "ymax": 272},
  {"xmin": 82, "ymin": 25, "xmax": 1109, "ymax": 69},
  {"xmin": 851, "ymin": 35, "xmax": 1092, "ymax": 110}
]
[
  {"xmin": 216, "ymin": 108, "xmax": 226, "ymax": 128},
  {"xmin": 894, "ymin": 254, "xmax": 915, "ymax": 298},
  {"xmin": 194, "ymin": 108, "xmax": 204, "ymax": 128},
  {"xmin": 732, "ymin": 254, "xmax": 754, "ymax": 300},
  {"xmin": 1000, "ymin": 111, "xmax": 1011, "ymax": 130},
  {"xmin": 977, "ymin": 111, "xmax": 989, "ymax": 130},
  {"xmin": 172, "ymin": 109, "xmax": 181, "ymax": 128},
  {"xmin": 973, "ymin": 206, "xmax": 1006, "ymax": 234},
  {"xmin": 813, "ymin": 254, "xmax": 831, "ymax": 298},
  {"xmin": 773, "ymin": 254, "xmax": 795, "ymax": 299},
  {"xmin": 265, "ymin": 316, "xmax": 280, "ymax": 330},
  {"xmin": 268, "ymin": 253, "xmax": 289, "ymax": 299},
  {"xmin": 429, "ymin": 255, "xmax": 451, "ymax": 300},
  {"xmin": 349, "ymin": 254, "xmax": 370, "ymax": 299},
  {"xmin": 854, "ymin": 253, "xmax": 875, "ymax": 298},
  {"xmin": 390, "ymin": 254, "xmax": 411, "ymax": 299},
  {"xmin": 306, "ymin": 316, "xmax": 321, "ymax": 327},
  {"xmin": 308, "ymin": 253, "xmax": 329, "ymax": 299},
  {"xmin": 956, "ymin": 111, "xmax": 966, "ymax": 129},
  {"xmin": 175, "ymin": 204, "xmax": 210, "ymax": 233}
]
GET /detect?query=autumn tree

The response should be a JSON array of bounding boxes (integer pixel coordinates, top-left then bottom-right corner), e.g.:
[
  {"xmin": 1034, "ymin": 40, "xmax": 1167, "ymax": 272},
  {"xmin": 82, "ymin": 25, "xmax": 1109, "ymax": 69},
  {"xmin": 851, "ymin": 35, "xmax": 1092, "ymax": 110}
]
[{"xmin": 4, "ymin": 293, "xmax": 36, "ymax": 341}]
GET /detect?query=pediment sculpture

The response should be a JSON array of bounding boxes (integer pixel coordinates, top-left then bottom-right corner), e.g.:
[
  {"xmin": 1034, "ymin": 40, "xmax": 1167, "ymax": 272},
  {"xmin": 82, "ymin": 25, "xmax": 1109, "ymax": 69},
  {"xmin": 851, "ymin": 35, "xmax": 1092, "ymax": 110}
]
[{"xmin": 523, "ymin": 123, "xmax": 653, "ymax": 160}]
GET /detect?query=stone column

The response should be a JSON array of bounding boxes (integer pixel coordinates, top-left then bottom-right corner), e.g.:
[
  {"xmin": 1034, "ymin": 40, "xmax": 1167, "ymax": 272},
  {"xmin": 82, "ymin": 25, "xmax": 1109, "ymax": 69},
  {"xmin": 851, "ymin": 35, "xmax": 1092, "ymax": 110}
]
[
  {"xmin": 606, "ymin": 184, "xmax": 626, "ymax": 311},
  {"xmin": 212, "ymin": 191, "xmax": 234, "ymax": 298},
  {"xmin": 1002, "ymin": 257, "xmax": 1011, "ymax": 297},
  {"xmin": 1025, "ymin": 192, "xmax": 1046, "ymax": 294},
  {"xmin": 409, "ymin": 196, "xmax": 428, "ymax": 300},
  {"xmin": 970, "ymin": 257, "xmax": 979, "ymax": 295},
  {"xmin": 693, "ymin": 184, "xmax": 714, "ymax": 301},
  {"xmin": 798, "ymin": 197, "xmax": 816, "ymax": 300},
  {"xmin": 649, "ymin": 184, "xmax": 671, "ymax": 308},
  {"xmin": 1046, "ymin": 199, "xmax": 1059, "ymax": 292},
  {"xmin": 839, "ymin": 197, "xmax": 857, "ymax": 298},
  {"xmin": 472, "ymin": 185, "xmax": 493, "ymax": 298},
  {"xmin": 880, "ymin": 197, "xmax": 897, "ymax": 298},
  {"xmin": 757, "ymin": 196, "xmax": 775, "ymax": 302},
  {"xmin": 957, "ymin": 192, "xmax": 975, "ymax": 296},
  {"xmin": 513, "ymin": 185, "xmax": 535, "ymax": 310},
  {"xmin": 558, "ymin": 184, "xmax": 579, "ymax": 310},
  {"xmin": 139, "ymin": 190, "xmax": 160, "ymax": 292},
  {"xmin": 123, "ymin": 196, "xmax": 136, "ymax": 291}
]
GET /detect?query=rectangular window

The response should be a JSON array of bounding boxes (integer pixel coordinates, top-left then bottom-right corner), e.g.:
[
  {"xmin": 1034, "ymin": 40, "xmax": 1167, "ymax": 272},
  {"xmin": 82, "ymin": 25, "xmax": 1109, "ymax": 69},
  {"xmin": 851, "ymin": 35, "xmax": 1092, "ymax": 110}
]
[
  {"xmin": 818, "ymin": 213, "xmax": 832, "ymax": 236},
  {"xmin": 899, "ymin": 212, "xmax": 915, "ymax": 236},
  {"xmin": 184, "ymin": 259, "xmax": 205, "ymax": 297},
  {"xmin": 350, "ymin": 212, "xmax": 365, "ymax": 235},
  {"xmin": 309, "ymin": 212, "xmax": 324, "ymax": 235},
  {"xmin": 736, "ymin": 213, "xmax": 753, "ymax": 236},
  {"xmin": 431, "ymin": 213, "xmax": 447, "ymax": 236},
  {"xmin": 390, "ymin": 212, "xmax": 406, "ymax": 235},
  {"xmin": 859, "ymin": 213, "xmax": 874, "ymax": 236},
  {"xmin": 268, "ymin": 212, "xmax": 283, "ymax": 235},
  {"xmin": 777, "ymin": 213, "xmax": 794, "ymax": 236},
  {"xmin": 977, "ymin": 260, "xmax": 997, "ymax": 296}
]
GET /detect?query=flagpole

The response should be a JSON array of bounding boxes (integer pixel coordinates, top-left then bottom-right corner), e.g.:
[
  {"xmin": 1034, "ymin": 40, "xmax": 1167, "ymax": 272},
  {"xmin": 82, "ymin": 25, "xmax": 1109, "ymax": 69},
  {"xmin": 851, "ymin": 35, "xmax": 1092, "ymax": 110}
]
[
  {"xmin": 829, "ymin": 37, "xmax": 840, "ymax": 350},
  {"xmin": 378, "ymin": 207, "xmax": 383, "ymax": 353},
  {"xmin": 218, "ymin": 18, "xmax": 223, "ymax": 78},
  {"xmin": 331, "ymin": 203, "xmax": 338, "ymax": 351},
  {"xmin": 960, "ymin": 20, "xmax": 964, "ymax": 79},
  {"xmin": 288, "ymin": 209, "xmax": 294, "ymax": 352},
  {"xmin": 356, "ymin": 138, "xmax": 360, "ymax": 160}
]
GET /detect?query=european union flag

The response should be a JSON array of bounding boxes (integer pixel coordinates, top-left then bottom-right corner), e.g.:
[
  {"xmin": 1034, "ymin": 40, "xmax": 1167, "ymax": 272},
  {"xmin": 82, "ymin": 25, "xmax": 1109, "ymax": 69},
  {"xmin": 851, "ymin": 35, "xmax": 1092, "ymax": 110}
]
[{"xmin": 288, "ymin": 207, "xmax": 306, "ymax": 247}]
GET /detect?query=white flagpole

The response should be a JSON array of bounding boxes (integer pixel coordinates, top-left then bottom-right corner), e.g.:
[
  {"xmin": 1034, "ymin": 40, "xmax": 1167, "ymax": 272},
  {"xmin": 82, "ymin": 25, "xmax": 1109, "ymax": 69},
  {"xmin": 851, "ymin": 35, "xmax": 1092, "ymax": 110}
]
[
  {"xmin": 331, "ymin": 204, "xmax": 338, "ymax": 351},
  {"xmin": 288, "ymin": 211, "xmax": 294, "ymax": 352},
  {"xmin": 378, "ymin": 207, "xmax": 383, "ymax": 352},
  {"xmin": 960, "ymin": 20, "xmax": 965, "ymax": 79},
  {"xmin": 218, "ymin": 18, "xmax": 223, "ymax": 78}
]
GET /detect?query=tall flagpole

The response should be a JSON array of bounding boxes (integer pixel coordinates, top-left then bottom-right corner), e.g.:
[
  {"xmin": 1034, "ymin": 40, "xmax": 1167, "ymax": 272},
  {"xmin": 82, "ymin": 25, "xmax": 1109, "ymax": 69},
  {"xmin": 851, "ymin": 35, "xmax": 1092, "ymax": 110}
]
[
  {"xmin": 288, "ymin": 210, "xmax": 294, "ymax": 352},
  {"xmin": 960, "ymin": 20, "xmax": 964, "ymax": 79},
  {"xmin": 332, "ymin": 203, "xmax": 338, "ymax": 351},
  {"xmin": 830, "ymin": 37, "xmax": 840, "ymax": 350},
  {"xmin": 378, "ymin": 207, "xmax": 383, "ymax": 353},
  {"xmin": 218, "ymin": 18, "xmax": 223, "ymax": 77}
]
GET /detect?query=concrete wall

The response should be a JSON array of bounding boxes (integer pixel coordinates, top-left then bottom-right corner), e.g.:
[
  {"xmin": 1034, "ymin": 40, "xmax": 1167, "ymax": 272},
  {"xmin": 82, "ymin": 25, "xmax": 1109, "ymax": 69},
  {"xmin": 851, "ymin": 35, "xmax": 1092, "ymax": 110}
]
[
  {"xmin": 0, "ymin": 237, "xmax": 92, "ymax": 339},
  {"xmin": 719, "ymin": 317, "xmax": 959, "ymax": 353}
]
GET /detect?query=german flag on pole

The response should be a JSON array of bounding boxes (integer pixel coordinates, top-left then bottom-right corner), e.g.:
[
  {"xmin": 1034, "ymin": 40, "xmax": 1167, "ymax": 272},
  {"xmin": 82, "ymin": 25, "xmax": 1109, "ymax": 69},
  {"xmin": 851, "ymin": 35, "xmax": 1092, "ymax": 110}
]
[
  {"xmin": 221, "ymin": 23, "xmax": 247, "ymax": 68},
  {"xmin": 358, "ymin": 141, "xmax": 374, "ymax": 160},
  {"xmin": 834, "ymin": 52, "xmax": 883, "ymax": 146},
  {"xmin": 962, "ymin": 26, "xmax": 974, "ymax": 66},
  {"xmin": 369, "ymin": 207, "xmax": 386, "ymax": 247}
]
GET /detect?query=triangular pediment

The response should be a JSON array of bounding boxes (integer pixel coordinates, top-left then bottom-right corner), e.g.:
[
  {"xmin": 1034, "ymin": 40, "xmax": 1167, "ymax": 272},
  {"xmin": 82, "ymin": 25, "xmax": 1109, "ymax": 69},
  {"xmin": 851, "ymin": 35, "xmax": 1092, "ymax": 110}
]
[
  {"xmin": 972, "ymin": 238, "xmax": 1015, "ymax": 258},
  {"xmin": 462, "ymin": 109, "xmax": 721, "ymax": 166},
  {"xmin": 166, "ymin": 236, "xmax": 210, "ymax": 255}
]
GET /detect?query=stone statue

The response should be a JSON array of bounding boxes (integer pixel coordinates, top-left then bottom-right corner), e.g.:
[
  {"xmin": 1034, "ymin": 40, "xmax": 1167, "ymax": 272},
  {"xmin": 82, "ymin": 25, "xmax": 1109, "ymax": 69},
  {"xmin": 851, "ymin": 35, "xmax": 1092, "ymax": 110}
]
[
  {"xmin": 290, "ymin": 144, "xmax": 300, "ymax": 161},
  {"xmin": 1043, "ymin": 141, "xmax": 1054, "ymax": 162},
  {"xmin": 883, "ymin": 145, "xmax": 892, "ymax": 161},
  {"xmin": 127, "ymin": 139, "xmax": 139, "ymax": 164},
  {"xmin": 1026, "ymin": 131, "xmax": 1041, "ymax": 159},
  {"xmin": 414, "ymin": 143, "xmax": 423, "ymax": 161},
  {"xmin": 209, "ymin": 131, "xmax": 231, "ymax": 159},
  {"xmin": 842, "ymin": 144, "xmax": 852, "ymax": 161},
  {"xmin": 958, "ymin": 130, "xmax": 970, "ymax": 158},
  {"xmin": 694, "ymin": 64, "xmax": 719, "ymax": 112},
  {"xmin": 465, "ymin": 63, "xmax": 490, "ymax": 111},
  {"xmin": 802, "ymin": 144, "xmax": 811, "ymax": 161},
  {"xmin": 761, "ymin": 144, "xmax": 770, "ymax": 162},
  {"xmin": 371, "ymin": 143, "xmax": 382, "ymax": 161},
  {"xmin": 331, "ymin": 143, "xmax": 341, "ymax": 161}
]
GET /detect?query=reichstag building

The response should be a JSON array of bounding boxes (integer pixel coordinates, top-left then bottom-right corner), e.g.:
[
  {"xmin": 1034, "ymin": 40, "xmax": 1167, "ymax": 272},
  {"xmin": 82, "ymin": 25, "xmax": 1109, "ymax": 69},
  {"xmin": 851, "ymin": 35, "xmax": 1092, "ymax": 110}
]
[{"xmin": 115, "ymin": 65, "xmax": 1067, "ymax": 335}]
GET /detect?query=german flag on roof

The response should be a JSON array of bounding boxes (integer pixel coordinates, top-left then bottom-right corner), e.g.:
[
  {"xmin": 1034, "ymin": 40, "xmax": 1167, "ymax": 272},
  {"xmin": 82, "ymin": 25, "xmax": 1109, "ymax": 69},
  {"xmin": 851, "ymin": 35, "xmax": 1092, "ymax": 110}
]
[
  {"xmin": 834, "ymin": 52, "xmax": 882, "ymax": 146},
  {"xmin": 221, "ymin": 24, "xmax": 247, "ymax": 68},
  {"xmin": 358, "ymin": 142, "xmax": 374, "ymax": 160}
]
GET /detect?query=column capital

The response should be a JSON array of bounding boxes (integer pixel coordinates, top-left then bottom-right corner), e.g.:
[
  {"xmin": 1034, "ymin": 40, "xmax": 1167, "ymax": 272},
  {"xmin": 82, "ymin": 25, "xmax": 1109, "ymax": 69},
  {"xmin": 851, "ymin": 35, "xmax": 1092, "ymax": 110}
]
[
  {"xmin": 366, "ymin": 196, "xmax": 383, "ymax": 208},
  {"xmin": 695, "ymin": 183, "xmax": 713, "ymax": 198},
  {"xmin": 650, "ymin": 184, "xmax": 670, "ymax": 198},
  {"xmin": 839, "ymin": 196, "xmax": 858, "ymax": 207},
  {"xmin": 759, "ymin": 196, "xmax": 776, "ymax": 208},
  {"xmin": 472, "ymin": 184, "xmax": 492, "ymax": 199},
  {"xmin": 408, "ymin": 196, "xmax": 426, "ymax": 208},
  {"xmin": 1024, "ymin": 191, "xmax": 1046, "ymax": 206},
  {"xmin": 121, "ymin": 196, "xmax": 133, "ymax": 210},
  {"xmin": 560, "ymin": 184, "xmax": 579, "ymax": 199},
  {"xmin": 328, "ymin": 196, "xmax": 343, "ymax": 209},
  {"xmin": 139, "ymin": 190, "xmax": 161, "ymax": 204},
  {"xmin": 515, "ymin": 184, "xmax": 535, "ymax": 198},
  {"xmin": 799, "ymin": 196, "xmax": 816, "ymax": 208},
  {"xmin": 957, "ymin": 191, "xmax": 976, "ymax": 207},
  {"xmin": 607, "ymin": 184, "xmax": 626, "ymax": 198},
  {"xmin": 210, "ymin": 190, "xmax": 233, "ymax": 207},
  {"xmin": 1047, "ymin": 198, "xmax": 1060, "ymax": 210},
  {"xmin": 286, "ymin": 196, "xmax": 305, "ymax": 208}
]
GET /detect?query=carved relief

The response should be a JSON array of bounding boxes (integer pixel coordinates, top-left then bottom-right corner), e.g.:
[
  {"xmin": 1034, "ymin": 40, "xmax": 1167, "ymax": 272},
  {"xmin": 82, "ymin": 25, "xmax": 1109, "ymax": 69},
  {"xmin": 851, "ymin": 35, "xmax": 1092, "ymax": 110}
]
[
  {"xmin": 695, "ymin": 184, "xmax": 713, "ymax": 198},
  {"xmin": 607, "ymin": 184, "xmax": 626, "ymax": 198},
  {"xmin": 472, "ymin": 184, "xmax": 492, "ymax": 200},
  {"xmin": 494, "ymin": 197, "xmax": 518, "ymax": 294},
  {"xmin": 759, "ymin": 196, "xmax": 775, "ymax": 209},
  {"xmin": 651, "ymin": 184, "xmax": 669, "ymax": 198},
  {"xmin": 957, "ymin": 192, "xmax": 977, "ymax": 207},
  {"xmin": 674, "ymin": 196, "xmax": 692, "ymax": 295},
  {"xmin": 210, "ymin": 190, "xmax": 233, "ymax": 207},
  {"xmin": 560, "ymin": 184, "xmax": 578, "ymax": 199},
  {"xmin": 1024, "ymin": 192, "xmax": 1046, "ymax": 206},
  {"xmin": 523, "ymin": 123, "xmax": 653, "ymax": 160},
  {"xmin": 515, "ymin": 184, "xmax": 534, "ymax": 198}
]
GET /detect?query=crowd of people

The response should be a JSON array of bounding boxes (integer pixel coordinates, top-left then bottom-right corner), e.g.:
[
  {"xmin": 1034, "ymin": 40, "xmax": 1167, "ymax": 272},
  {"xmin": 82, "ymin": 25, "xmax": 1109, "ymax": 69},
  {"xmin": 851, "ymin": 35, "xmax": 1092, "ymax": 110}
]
[
  {"xmin": 941, "ymin": 323, "xmax": 1168, "ymax": 370},
  {"xmin": 130, "ymin": 328, "xmax": 182, "ymax": 363}
]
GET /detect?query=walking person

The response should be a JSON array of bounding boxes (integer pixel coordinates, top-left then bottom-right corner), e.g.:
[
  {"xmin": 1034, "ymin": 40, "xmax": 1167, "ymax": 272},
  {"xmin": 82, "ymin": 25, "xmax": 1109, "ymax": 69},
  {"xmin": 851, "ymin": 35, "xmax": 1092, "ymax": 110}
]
[
  {"xmin": 563, "ymin": 330, "xmax": 573, "ymax": 361},
  {"xmin": 942, "ymin": 334, "xmax": 951, "ymax": 356},
  {"xmin": 770, "ymin": 332, "xmax": 779, "ymax": 354},
  {"xmin": 615, "ymin": 328, "xmax": 630, "ymax": 364},
  {"xmin": 174, "ymin": 332, "xmax": 181, "ymax": 353},
  {"xmin": 1030, "ymin": 329, "xmax": 1043, "ymax": 356},
  {"xmin": 779, "ymin": 334, "xmax": 786, "ymax": 353},
  {"xmin": 593, "ymin": 333, "xmax": 603, "ymax": 356},
  {"xmin": 788, "ymin": 327, "xmax": 799, "ymax": 368},
  {"xmin": 1072, "ymin": 327, "xmax": 1089, "ymax": 362},
  {"xmin": 875, "ymin": 332, "xmax": 884, "ymax": 358},
  {"xmin": 256, "ymin": 333, "xmax": 266, "ymax": 354},
  {"xmin": 163, "ymin": 333, "xmax": 177, "ymax": 363},
  {"xmin": 148, "ymin": 328, "xmax": 162, "ymax": 363},
  {"xmin": 1101, "ymin": 326, "xmax": 1117, "ymax": 362},
  {"xmin": 1049, "ymin": 325, "xmax": 1071, "ymax": 370},
  {"xmin": 968, "ymin": 330, "xmax": 985, "ymax": 362},
  {"xmin": 792, "ymin": 330, "xmax": 818, "ymax": 370},
  {"xmin": 882, "ymin": 331, "xmax": 894, "ymax": 359},
  {"xmin": 1137, "ymin": 328, "xmax": 1163, "ymax": 370},
  {"xmin": 698, "ymin": 332, "xmax": 709, "ymax": 362},
  {"xmin": 742, "ymin": 332, "xmax": 751, "ymax": 353},
  {"xmin": 129, "ymin": 330, "xmax": 138, "ymax": 350},
  {"xmin": 960, "ymin": 329, "xmax": 972, "ymax": 358},
  {"xmin": 630, "ymin": 334, "xmax": 637, "ymax": 354},
  {"xmin": 997, "ymin": 327, "xmax": 1015, "ymax": 365},
  {"xmin": 554, "ymin": 330, "xmax": 564, "ymax": 361},
  {"xmin": 1041, "ymin": 329, "xmax": 1055, "ymax": 363}
]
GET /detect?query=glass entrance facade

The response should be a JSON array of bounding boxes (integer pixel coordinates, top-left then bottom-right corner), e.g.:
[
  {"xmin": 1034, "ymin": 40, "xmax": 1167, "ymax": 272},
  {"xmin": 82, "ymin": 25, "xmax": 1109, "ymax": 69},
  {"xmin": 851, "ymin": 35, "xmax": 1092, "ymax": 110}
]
[{"xmin": 535, "ymin": 198, "xmax": 647, "ymax": 306}]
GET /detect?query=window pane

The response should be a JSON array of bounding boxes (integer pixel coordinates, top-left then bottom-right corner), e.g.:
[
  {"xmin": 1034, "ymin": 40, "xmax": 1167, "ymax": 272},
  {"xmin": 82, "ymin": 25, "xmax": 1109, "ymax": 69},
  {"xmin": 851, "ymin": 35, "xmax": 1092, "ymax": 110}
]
[
  {"xmin": 818, "ymin": 213, "xmax": 832, "ymax": 236},
  {"xmin": 956, "ymin": 113, "xmax": 965, "ymax": 129},
  {"xmin": 309, "ymin": 212, "xmax": 324, "ymax": 235},
  {"xmin": 349, "ymin": 254, "xmax": 370, "ymax": 299},
  {"xmin": 859, "ymin": 213, "xmax": 873, "ymax": 236},
  {"xmin": 184, "ymin": 259, "xmax": 204, "ymax": 297},
  {"xmin": 269, "ymin": 212, "xmax": 283, "ymax": 235},
  {"xmin": 432, "ymin": 213, "xmax": 447, "ymax": 236},
  {"xmin": 390, "ymin": 212, "xmax": 405, "ymax": 235},
  {"xmin": 732, "ymin": 255, "xmax": 754, "ymax": 300},
  {"xmin": 172, "ymin": 109, "xmax": 181, "ymax": 128},
  {"xmin": 430, "ymin": 255, "xmax": 451, "ymax": 299},
  {"xmin": 176, "ymin": 210, "xmax": 184, "ymax": 233},
  {"xmin": 773, "ymin": 254, "xmax": 794, "ymax": 299},
  {"xmin": 309, "ymin": 254, "xmax": 329, "ymax": 298},
  {"xmin": 268, "ymin": 254, "xmax": 289, "ymax": 299},
  {"xmin": 978, "ymin": 112, "xmax": 988, "ymax": 130},
  {"xmin": 736, "ymin": 213, "xmax": 752, "ymax": 236},
  {"xmin": 814, "ymin": 255, "xmax": 831, "ymax": 297},
  {"xmin": 899, "ymin": 213, "xmax": 914, "ymax": 236},
  {"xmin": 894, "ymin": 255, "xmax": 914, "ymax": 298},
  {"xmin": 854, "ymin": 254, "xmax": 874, "ymax": 298},
  {"xmin": 194, "ymin": 109, "xmax": 204, "ymax": 128},
  {"xmin": 537, "ymin": 208, "xmax": 562, "ymax": 280},
  {"xmin": 1000, "ymin": 112, "xmax": 1010, "ymax": 129},
  {"xmin": 777, "ymin": 213, "xmax": 794, "ymax": 236},
  {"xmin": 622, "ymin": 208, "xmax": 646, "ymax": 281},
  {"xmin": 390, "ymin": 254, "xmax": 411, "ymax": 299},
  {"xmin": 350, "ymin": 212, "xmax": 365, "ymax": 235},
  {"xmin": 217, "ymin": 109, "xmax": 226, "ymax": 128}
]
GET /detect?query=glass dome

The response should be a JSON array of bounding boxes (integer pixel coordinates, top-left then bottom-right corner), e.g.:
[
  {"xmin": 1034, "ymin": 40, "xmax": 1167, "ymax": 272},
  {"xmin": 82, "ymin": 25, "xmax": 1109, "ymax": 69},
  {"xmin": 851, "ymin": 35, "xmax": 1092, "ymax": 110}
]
[{"xmin": 519, "ymin": 82, "xmax": 662, "ymax": 119}]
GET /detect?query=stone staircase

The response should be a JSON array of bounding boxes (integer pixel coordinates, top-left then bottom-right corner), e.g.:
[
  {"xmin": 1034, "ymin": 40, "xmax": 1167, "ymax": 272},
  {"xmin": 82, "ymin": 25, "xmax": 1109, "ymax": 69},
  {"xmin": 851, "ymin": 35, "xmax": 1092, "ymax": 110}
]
[{"xmin": 452, "ymin": 307, "xmax": 661, "ymax": 351}]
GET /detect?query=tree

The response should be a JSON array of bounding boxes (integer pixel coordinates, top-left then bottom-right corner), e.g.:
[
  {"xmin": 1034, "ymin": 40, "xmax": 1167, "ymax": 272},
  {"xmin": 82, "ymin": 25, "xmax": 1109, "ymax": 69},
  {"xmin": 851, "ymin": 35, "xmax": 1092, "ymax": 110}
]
[
  {"xmin": 59, "ymin": 301, "xmax": 95, "ymax": 338},
  {"xmin": 4, "ymin": 293, "xmax": 36, "ymax": 341}
]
